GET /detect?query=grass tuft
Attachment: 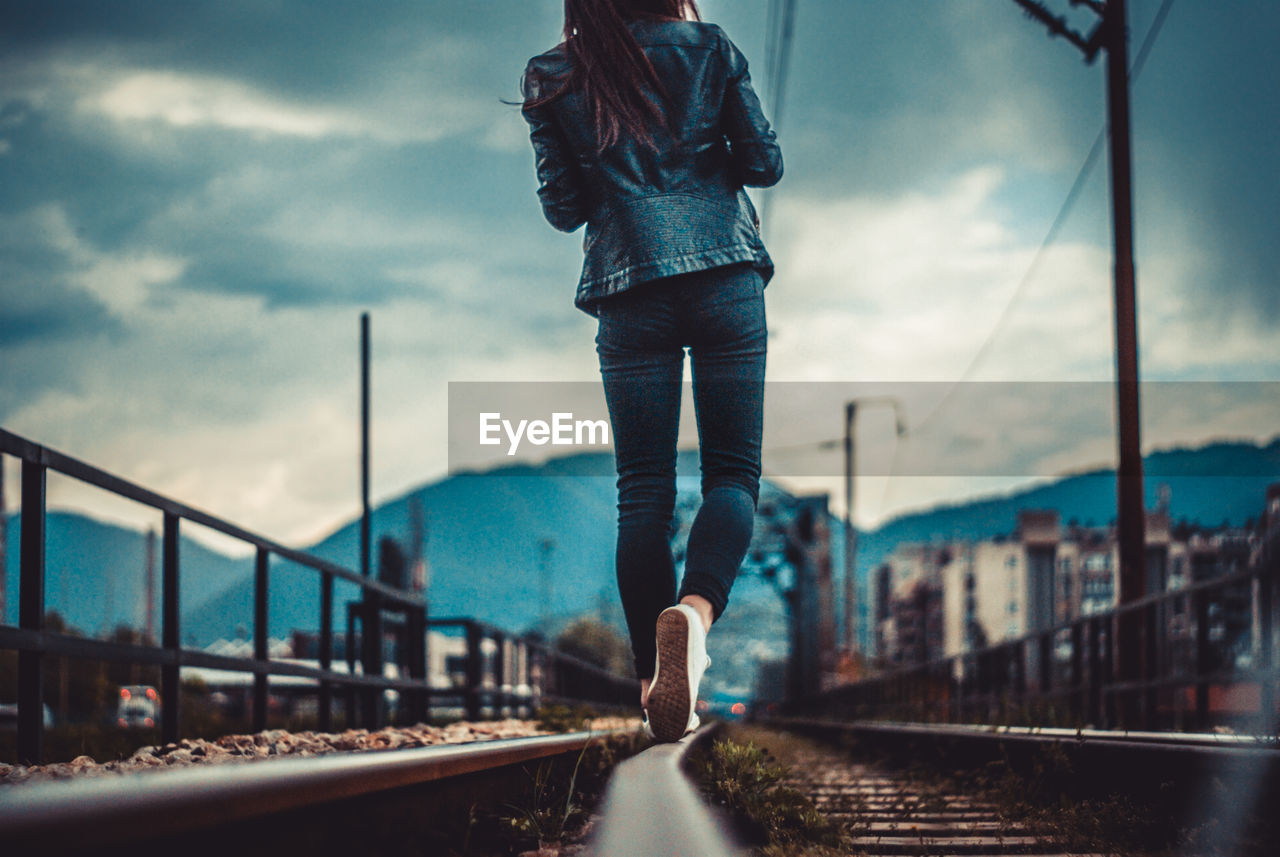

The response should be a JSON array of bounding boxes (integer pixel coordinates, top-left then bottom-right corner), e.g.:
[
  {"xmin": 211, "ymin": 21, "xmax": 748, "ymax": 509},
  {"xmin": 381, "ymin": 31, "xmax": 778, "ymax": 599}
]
[
  {"xmin": 533, "ymin": 704, "xmax": 597, "ymax": 734},
  {"xmin": 696, "ymin": 737, "xmax": 850, "ymax": 854}
]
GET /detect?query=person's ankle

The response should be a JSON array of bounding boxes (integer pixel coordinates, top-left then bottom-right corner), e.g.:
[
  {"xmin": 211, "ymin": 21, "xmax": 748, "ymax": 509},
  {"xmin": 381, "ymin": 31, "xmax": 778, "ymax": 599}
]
[{"xmin": 678, "ymin": 595, "xmax": 714, "ymax": 633}]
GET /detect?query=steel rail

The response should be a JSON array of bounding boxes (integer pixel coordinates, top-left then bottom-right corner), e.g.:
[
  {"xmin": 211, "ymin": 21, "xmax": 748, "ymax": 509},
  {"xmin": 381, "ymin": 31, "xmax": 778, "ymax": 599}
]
[
  {"xmin": 588, "ymin": 722, "xmax": 735, "ymax": 857},
  {"xmin": 771, "ymin": 716, "xmax": 1280, "ymax": 754},
  {"xmin": 0, "ymin": 731, "xmax": 607, "ymax": 852}
]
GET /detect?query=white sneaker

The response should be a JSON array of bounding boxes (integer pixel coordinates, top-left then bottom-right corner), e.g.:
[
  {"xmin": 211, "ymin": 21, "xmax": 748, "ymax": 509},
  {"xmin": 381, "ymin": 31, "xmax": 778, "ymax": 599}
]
[{"xmin": 645, "ymin": 604, "xmax": 711, "ymax": 742}]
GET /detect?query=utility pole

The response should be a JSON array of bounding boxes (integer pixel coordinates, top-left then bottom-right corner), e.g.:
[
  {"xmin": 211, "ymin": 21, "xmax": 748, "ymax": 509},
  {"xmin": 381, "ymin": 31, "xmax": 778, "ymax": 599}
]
[
  {"xmin": 1008, "ymin": 0, "xmax": 1146, "ymax": 726},
  {"xmin": 842, "ymin": 402, "xmax": 857, "ymax": 657},
  {"xmin": 0, "ymin": 456, "xmax": 6, "ymax": 623},
  {"xmin": 360, "ymin": 312, "xmax": 372, "ymax": 581},
  {"xmin": 358, "ymin": 312, "xmax": 381, "ymax": 726},
  {"xmin": 841, "ymin": 397, "xmax": 907, "ymax": 663}
]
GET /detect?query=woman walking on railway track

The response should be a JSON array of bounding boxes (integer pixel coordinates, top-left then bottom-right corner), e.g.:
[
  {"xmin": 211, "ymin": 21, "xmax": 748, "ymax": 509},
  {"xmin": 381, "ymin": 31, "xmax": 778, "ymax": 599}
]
[{"xmin": 520, "ymin": 0, "xmax": 783, "ymax": 741}]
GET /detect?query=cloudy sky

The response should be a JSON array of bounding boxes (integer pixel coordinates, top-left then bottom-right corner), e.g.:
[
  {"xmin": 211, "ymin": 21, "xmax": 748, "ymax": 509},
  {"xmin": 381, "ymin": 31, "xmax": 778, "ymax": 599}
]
[{"xmin": 1, "ymin": 0, "xmax": 1277, "ymax": 549}]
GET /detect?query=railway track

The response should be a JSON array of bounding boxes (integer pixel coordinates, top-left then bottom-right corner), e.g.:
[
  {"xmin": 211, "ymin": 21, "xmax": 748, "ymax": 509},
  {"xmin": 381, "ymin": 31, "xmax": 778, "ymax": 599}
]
[
  {"xmin": 5, "ymin": 717, "xmax": 1275, "ymax": 856},
  {"xmin": 0, "ymin": 722, "xmax": 733, "ymax": 857},
  {"xmin": 757, "ymin": 718, "xmax": 1280, "ymax": 856},
  {"xmin": 771, "ymin": 734, "xmax": 1082, "ymax": 856}
]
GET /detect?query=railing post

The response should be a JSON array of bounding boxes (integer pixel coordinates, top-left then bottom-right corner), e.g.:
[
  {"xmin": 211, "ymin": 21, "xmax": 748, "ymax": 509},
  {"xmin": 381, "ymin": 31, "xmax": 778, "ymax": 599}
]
[
  {"xmin": 407, "ymin": 606, "xmax": 427, "ymax": 724},
  {"xmin": 161, "ymin": 513, "xmax": 181, "ymax": 744},
  {"xmin": 1194, "ymin": 589, "xmax": 1210, "ymax": 730},
  {"xmin": 344, "ymin": 605, "xmax": 357, "ymax": 727},
  {"xmin": 527, "ymin": 640, "xmax": 544, "ymax": 713},
  {"xmin": 493, "ymin": 633, "xmax": 508, "ymax": 717},
  {"xmin": 1038, "ymin": 631, "xmax": 1052, "ymax": 697},
  {"xmin": 359, "ymin": 591, "xmax": 383, "ymax": 727},
  {"xmin": 1014, "ymin": 643, "xmax": 1027, "ymax": 719},
  {"xmin": 18, "ymin": 460, "xmax": 46, "ymax": 765},
  {"xmin": 319, "ymin": 572, "xmax": 333, "ymax": 732},
  {"xmin": 1101, "ymin": 619, "xmax": 1116, "ymax": 728},
  {"xmin": 1070, "ymin": 621, "xmax": 1084, "ymax": 723},
  {"xmin": 1143, "ymin": 601, "xmax": 1158, "ymax": 730},
  {"xmin": 1086, "ymin": 619, "xmax": 1102, "ymax": 727},
  {"xmin": 516, "ymin": 639, "xmax": 529, "ymax": 717},
  {"xmin": 464, "ymin": 622, "xmax": 484, "ymax": 721},
  {"xmin": 1256, "ymin": 567, "xmax": 1274, "ymax": 736},
  {"xmin": 253, "ymin": 547, "xmax": 269, "ymax": 733}
]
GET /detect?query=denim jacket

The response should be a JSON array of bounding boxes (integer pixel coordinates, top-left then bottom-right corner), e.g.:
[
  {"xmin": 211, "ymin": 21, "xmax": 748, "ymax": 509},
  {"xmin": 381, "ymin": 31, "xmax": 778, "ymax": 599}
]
[{"xmin": 521, "ymin": 19, "xmax": 783, "ymax": 316}]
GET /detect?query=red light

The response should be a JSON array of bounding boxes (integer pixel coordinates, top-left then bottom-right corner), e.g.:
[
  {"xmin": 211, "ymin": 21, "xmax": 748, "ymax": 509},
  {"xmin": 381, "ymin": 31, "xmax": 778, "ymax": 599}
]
[
  {"xmin": 145, "ymin": 688, "xmax": 157, "ymax": 700},
  {"xmin": 120, "ymin": 688, "xmax": 131, "ymax": 700},
  {"xmin": 117, "ymin": 718, "xmax": 127, "ymax": 727},
  {"xmin": 144, "ymin": 718, "xmax": 155, "ymax": 728},
  {"xmin": 730, "ymin": 702, "xmax": 747, "ymax": 716}
]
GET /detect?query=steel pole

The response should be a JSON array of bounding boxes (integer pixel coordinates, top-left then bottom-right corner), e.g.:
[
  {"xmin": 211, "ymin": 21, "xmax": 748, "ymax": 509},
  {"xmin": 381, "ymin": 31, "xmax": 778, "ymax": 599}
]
[
  {"xmin": 360, "ymin": 312, "xmax": 371, "ymax": 580},
  {"xmin": 1104, "ymin": 0, "xmax": 1147, "ymax": 728},
  {"xmin": 843, "ymin": 402, "xmax": 857, "ymax": 656}
]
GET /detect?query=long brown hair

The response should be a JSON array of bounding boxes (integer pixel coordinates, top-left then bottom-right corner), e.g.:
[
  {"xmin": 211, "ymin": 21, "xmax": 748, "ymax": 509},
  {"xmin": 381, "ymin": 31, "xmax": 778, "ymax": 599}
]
[{"xmin": 525, "ymin": 0, "xmax": 702, "ymax": 152}]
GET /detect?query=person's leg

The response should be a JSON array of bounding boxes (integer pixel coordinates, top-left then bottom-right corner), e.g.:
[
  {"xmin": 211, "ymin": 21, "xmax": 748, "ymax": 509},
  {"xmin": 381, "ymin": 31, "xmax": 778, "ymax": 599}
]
[
  {"xmin": 679, "ymin": 264, "xmax": 767, "ymax": 623},
  {"xmin": 595, "ymin": 283, "xmax": 684, "ymax": 688}
]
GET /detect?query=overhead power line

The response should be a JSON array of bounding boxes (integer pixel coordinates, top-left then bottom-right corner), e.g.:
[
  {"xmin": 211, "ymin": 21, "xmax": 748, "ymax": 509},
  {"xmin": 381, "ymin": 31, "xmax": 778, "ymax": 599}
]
[
  {"xmin": 760, "ymin": 0, "xmax": 797, "ymax": 234},
  {"xmin": 769, "ymin": 0, "xmax": 799, "ymax": 133},
  {"xmin": 765, "ymin": 0, "xmax": 783, "ymax": 95},
  {"xmin": 903, "ymin": 0, "xmax": 1176, "ymax": 441},
  {"xmin": 875, "ymin": 0, "xmax": 1176, "ymax": 519}
]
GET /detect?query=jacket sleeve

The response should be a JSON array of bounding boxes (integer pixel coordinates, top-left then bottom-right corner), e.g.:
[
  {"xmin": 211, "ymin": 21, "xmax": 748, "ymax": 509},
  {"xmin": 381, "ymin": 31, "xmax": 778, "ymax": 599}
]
[
  {"xmin": 718, "ymin": 31, "xmax": 783, "ymax": 189},
  {"xmin": 521, "ymin": 65, "xmax": 588, "ymax": 233}
]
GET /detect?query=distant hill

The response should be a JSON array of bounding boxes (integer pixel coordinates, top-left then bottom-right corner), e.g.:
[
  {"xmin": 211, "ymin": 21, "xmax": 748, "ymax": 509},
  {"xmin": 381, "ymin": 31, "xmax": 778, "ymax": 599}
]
[
  {"xmin": 858, "ymin": 439, "xmax": 1280, "ymax": 565},
  {"xmin": 181, "ymin": 451, "xmax": 627, "ymax": 646},
  {"xmin": 1, "ymin": 511, "xmax": 250, "ymax": 638}
]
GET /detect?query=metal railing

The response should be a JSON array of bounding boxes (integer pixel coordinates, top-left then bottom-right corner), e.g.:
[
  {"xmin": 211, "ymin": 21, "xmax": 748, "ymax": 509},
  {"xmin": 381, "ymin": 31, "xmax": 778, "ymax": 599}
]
[
  {"xmin": 0, "ymin": 428, "xmax": 636, "ymax": 763},
  {"xmin": 800, "ymin": 543, "xmax": 1278, "ymax": 733},
  {"xmin": 418, "ymin": 617, "xmax": 637, "ymax": 721}
]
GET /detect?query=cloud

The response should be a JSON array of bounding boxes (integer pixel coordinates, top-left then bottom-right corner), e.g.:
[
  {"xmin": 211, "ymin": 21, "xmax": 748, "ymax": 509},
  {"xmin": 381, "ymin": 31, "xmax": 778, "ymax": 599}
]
[
  {"xmin": 763, "ymin": 167, "xmax": 1114, "ymax": 383},
  {"xmin": 86, "ymin": 70, "xmax": 360, "ymax": 139},
  {"xmin": 77, "ymin": 66, "xmax": 499, "ymax": 146}
]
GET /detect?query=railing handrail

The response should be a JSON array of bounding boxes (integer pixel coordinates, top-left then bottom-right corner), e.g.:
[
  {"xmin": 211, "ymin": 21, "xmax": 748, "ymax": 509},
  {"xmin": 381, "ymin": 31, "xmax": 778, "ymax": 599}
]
[
  {"xmin": 858, "ymin": 558, "xmax": 1271, "ymax": 687},
  {"xmin": 0, "ymin": 427, "xmax": 420, "ymax": 606},
  {"xmin": 805, "ymin": 531, "xmax": 1276, "ymax": 733}
]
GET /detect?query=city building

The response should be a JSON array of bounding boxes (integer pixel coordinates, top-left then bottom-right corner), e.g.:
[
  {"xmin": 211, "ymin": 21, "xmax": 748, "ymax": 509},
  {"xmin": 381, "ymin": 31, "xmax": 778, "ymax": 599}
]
[{"xmin": 878, "ymin": 485, "xmax": 1278, "ymax": 669}]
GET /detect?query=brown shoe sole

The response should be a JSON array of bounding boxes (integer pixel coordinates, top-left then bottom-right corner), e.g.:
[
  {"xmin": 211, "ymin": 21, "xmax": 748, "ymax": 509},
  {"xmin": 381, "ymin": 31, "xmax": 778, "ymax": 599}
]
[{"xmin": 647, "ymin": 609, "xmax": 692, "ymax": 743}]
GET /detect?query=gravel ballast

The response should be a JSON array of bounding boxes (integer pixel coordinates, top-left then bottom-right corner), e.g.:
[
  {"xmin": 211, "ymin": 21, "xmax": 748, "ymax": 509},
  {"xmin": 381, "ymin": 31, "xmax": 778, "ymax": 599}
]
[{"xmin": 0, "ymin": 717, "xmax": 640, "ymax": 787}]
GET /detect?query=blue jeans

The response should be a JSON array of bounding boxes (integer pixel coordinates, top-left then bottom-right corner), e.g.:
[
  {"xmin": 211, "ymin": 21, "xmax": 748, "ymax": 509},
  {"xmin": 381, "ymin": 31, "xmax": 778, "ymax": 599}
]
[{"xmin": 594, "ymin": 263, "xmax": 767, "ymax": 679}]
